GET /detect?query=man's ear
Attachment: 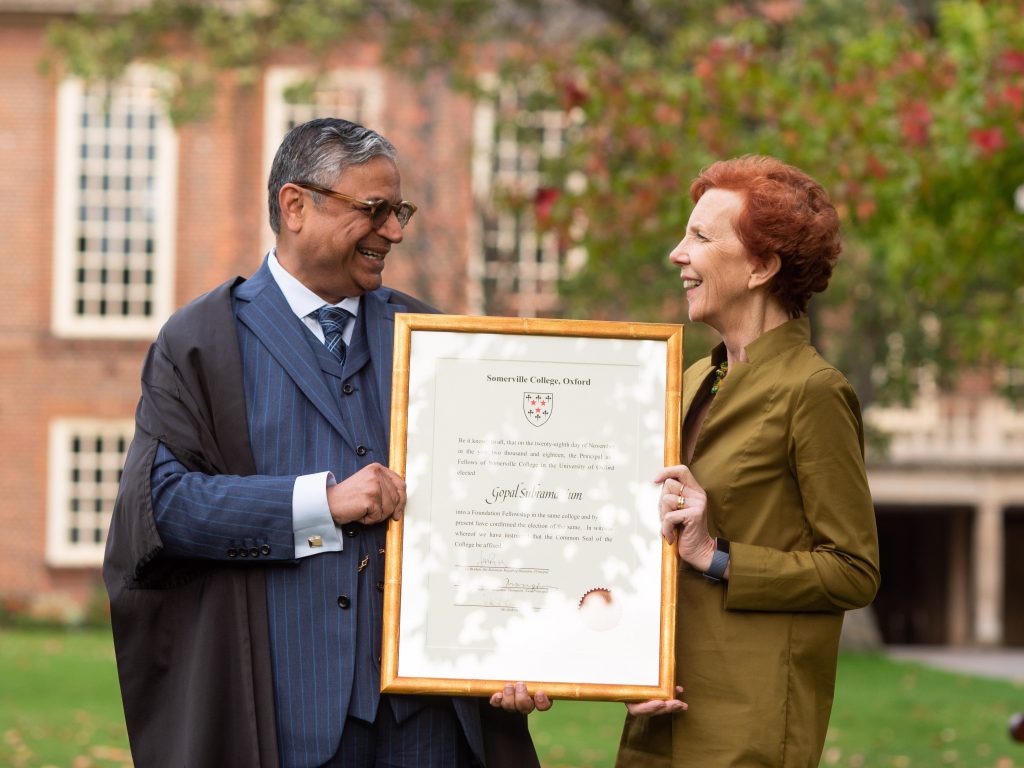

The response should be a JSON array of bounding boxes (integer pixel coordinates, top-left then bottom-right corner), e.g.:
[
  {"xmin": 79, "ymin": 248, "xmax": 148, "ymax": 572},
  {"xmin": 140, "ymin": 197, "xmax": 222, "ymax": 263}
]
[
  {"xmin": 749, "ymin": 253, "xmax": 781, "ymax": 290},
  {"xmin": 279, "ymin": 184, "xmax": 306, "ymax": 233}
]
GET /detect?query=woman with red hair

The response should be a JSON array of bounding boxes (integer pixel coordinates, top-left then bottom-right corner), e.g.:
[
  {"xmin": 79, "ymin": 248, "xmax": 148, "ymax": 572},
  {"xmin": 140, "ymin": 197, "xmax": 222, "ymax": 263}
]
[{"xmin": 617, "ymin": 156, "xmax": 880, "ymax": 767}]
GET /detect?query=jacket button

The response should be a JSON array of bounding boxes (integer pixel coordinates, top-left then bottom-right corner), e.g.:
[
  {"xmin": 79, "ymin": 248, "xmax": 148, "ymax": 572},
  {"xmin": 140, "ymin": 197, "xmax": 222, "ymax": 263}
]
[
  {"xmin": 376, "ymin": 581, "xmax": 385, "ymax": 592},
  {"xmin": 337, "ymin": 595, "xmax": 351, "ymax": 609},
  {"xmin": 260, "ymin": 544, "xmax": 271, "ymax": 556},
  {"xmin": 239, "ymin": 548, "xmax": 249, "ymax": 557},
  {"xmin": 227, "ymin": 548, "xmax": 237, "ymax": 558},
  {"xmin": 345, "ymin": 527, "xmax": 358, "ymax": 538},
  {"xmin": 342, "ymin": 384, "xmax": 355, "ymax": 395},
  {"xmin": 249, "ymin": 547, "xmax": 260, "ymax": 558},
  {"xmin": 355, "ymin": 445, "xmax": 368, "ymax": 456}
]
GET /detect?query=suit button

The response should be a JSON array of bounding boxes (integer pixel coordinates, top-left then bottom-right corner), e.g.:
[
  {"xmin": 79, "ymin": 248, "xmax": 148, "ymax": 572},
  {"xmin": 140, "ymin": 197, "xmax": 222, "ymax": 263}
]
[
  {"xmin": 227, "ymin": 548, "xmax": 237, "ymax": 558},
  {"xmin": 239, "ymin": 548, "xmax": 249, "ymax": 558},
  {"xmin": 337, "ymin": 595, "xmax": 351, "ymax": 609},
  {"xmin": 376, "ymin": 581, "xmax": 385, "ymax": 592},
  {"xmin": 355, "ymin": 445, "xmax": 368, "ymax": 456},
  {"xmin": 260, "ymin": 544, "xmax": 271, "ymax": 556},
  {"xmin": 249, "ymin": 547, "xmax": 260, "ymax": 558},
  {"xmin": 342, "ymin": 384, "xmax": 355, "ymax": 395},
  {"xmin": 345, "ymin": 527, "xmax": 359, "ymax": 538}
]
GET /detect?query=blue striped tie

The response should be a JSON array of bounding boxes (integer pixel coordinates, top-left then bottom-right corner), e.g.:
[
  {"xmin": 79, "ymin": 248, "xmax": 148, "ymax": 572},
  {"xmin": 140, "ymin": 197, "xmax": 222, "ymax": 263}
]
[{"xmin": 316, "ymin": 305, "xmax": 353, "ymax": 365}]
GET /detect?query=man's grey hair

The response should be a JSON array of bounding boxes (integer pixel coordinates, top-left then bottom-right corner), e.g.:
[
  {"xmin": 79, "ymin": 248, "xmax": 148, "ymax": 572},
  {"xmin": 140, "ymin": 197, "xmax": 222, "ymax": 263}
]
[{"xmin": 268, "ymin": 117, "xmax": 398, "ymax": 235}]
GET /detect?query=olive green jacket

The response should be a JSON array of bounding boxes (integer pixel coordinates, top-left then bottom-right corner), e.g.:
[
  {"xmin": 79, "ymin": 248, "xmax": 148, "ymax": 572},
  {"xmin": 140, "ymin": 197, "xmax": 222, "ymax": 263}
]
[{"xmin": 617, "ymin": 318, "xmax": 880, "ymax": 767}]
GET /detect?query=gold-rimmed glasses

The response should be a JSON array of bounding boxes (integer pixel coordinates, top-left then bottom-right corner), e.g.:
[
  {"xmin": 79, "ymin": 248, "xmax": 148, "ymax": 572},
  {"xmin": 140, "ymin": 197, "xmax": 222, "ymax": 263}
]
[{"xmin": 291, "ymin": 181, "xmax": 417, "ymax": 229}]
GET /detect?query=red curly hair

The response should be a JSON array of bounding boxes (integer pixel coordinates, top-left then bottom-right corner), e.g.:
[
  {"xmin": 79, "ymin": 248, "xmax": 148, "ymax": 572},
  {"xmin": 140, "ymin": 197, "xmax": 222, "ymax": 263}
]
[{"xmin": 690, "ymin": 155, "xmax": 841, "ymax": 317}]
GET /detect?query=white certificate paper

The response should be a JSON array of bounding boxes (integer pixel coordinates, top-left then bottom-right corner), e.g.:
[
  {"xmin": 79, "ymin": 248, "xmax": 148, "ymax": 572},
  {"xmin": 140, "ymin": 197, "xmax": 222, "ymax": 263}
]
[{"xmin": 383, "ymin": 315, "xmax": 682, "ymax": 701}]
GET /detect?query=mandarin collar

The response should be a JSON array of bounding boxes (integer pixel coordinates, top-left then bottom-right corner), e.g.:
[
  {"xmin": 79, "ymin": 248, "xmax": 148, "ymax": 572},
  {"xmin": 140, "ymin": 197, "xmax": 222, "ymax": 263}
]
[{"xmin": 710, "ymin": 317, "xmax": 811, "ymax": 368}]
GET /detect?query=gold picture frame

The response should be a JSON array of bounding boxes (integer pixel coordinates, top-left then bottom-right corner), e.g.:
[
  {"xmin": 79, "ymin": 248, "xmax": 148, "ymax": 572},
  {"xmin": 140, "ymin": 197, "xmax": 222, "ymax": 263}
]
[{"xmin": 382, "ymin": 314, "xmax": 682, "ymax": 701}]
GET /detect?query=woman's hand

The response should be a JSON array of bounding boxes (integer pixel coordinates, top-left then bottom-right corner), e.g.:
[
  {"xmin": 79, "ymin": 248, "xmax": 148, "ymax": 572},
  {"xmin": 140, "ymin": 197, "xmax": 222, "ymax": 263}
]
[
  {"xmin": 655, "ymin": 465, "xmax": 716, "ymax": 572},
  {"xmin": 489, "ymin": 682, "xmax": 552, "ymax": 714},
  {"xmin": 625, "ymin": 685, "xmax": 687, "ymax": 716}
]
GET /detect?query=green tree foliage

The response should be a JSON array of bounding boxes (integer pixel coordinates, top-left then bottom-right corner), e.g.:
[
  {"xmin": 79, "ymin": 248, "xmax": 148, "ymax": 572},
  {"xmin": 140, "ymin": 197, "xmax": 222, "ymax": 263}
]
[
  {"xmin": 46, "ymin": 0, "xmax": 1024, "ymax": 403},
  {"xmin": 508, "ymin": 0, "xmax": 1024, "ymax": 404}
]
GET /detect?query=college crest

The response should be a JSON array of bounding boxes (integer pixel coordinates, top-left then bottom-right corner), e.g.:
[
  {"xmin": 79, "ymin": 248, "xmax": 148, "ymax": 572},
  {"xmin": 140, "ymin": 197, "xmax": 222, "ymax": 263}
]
[{"xmin": 523, "ymin": 392, "xmax": 553, "ymax": 427}]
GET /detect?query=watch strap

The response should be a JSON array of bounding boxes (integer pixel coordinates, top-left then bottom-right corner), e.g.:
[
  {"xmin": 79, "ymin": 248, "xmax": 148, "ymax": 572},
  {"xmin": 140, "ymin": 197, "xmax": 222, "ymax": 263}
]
[{"xmin": 703, "ymin": 537, "xmax": 730, "ymax": 583}]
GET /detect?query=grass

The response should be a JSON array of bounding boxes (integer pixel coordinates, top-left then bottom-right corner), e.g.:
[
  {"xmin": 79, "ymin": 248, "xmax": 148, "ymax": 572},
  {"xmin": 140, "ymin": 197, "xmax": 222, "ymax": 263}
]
[
  {"xmin": 2, "ymin": 628, "xmax": 1023, "ymax": 767},
  {"xmin": 530, "ymin": 700, "xmax": 622, "ymax": 767},
  {"xmin": 0, "ymin": 627, "xmax": 131, "ymax": 768},
  {"xmin": 822, "ymin": 653, "xmax": 1024, "ymax": 767}
]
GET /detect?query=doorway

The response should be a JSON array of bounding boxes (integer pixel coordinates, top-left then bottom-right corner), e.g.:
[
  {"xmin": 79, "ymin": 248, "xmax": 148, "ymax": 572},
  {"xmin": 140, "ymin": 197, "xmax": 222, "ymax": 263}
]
[
  {"xmin": 873, "ymin": 506, "xmax": 973, "ymax": 645},
  {"xmin": 1004, "ymin": 507, "xmax": 1024, "ymax": 646}
]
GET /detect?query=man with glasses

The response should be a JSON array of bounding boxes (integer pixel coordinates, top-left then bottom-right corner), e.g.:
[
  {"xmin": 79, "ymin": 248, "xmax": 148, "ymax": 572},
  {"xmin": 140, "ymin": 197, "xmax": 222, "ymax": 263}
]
[{"xmin": 105, "ymin": 118, "xmax": 544, "ymax": 768}]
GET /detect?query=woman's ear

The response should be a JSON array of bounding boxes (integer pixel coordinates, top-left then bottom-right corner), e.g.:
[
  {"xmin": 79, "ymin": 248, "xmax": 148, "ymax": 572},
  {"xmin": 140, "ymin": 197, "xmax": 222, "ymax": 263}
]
[{"xmin": 749, "ymin": 253, "xmax": 781, "ymax": 290}]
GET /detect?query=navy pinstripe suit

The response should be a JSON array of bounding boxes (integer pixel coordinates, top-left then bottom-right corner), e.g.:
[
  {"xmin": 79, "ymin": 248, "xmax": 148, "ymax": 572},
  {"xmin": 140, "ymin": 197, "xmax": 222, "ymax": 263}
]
[{"xmin": 150, "ymin": 261, "xmax": 487, "ymax": 767}]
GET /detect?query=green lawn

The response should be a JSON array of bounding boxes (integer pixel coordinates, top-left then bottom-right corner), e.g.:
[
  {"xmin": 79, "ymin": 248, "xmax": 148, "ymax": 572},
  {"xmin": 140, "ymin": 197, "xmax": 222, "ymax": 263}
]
[
  {"xmin": 822, "ymin": 653, "xmax": 1024, "ymax": 767},
  {"xmin": 2, "ymin": 627, "xmax": 1023, "ymax": 767},
  {"xmin": 0, "ymin": 628, "xmax": 131, "ymax": 768}
]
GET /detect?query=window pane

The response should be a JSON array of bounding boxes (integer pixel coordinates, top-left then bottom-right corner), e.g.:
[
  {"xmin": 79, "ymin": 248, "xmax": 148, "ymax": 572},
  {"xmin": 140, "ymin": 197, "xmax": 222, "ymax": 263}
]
[
  {"xmin": 475, "ymin": 85, "xmax": 576, "ymax": 318},
  {"xmin": 49, "ymin": 420, "xmax": 134, "ymax": 566},
  {"xmin": 55, "ymin": 66, "xmax": 176, "ymax": 337}
]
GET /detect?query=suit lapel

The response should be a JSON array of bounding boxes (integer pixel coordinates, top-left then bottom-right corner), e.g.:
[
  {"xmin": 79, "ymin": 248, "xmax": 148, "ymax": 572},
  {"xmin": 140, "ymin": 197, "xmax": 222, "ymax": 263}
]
[
  {"xmin": 235, "ymin": 263, "xmax": 351, "ymax": 441},
  {"xmin": 362, "ymin": 290, "xmax": 399, "ymax": 448}
]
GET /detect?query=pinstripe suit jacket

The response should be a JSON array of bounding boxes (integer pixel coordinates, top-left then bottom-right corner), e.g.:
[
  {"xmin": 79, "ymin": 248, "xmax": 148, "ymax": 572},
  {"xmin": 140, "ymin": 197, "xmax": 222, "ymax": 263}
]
[{"xmin": 106, "ymin": 263, "xmax": 536, "ymax": 768}]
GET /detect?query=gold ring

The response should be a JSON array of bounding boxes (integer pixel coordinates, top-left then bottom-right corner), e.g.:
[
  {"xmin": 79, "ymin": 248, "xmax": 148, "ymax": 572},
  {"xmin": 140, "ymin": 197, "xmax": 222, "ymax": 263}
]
[{"xmin": 677, "ymin": 494, "xmax": 686, "ymax": 510}]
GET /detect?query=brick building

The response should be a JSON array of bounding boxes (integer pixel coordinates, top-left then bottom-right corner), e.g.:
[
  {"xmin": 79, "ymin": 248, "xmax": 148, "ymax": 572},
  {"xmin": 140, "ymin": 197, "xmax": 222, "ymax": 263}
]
[
  {"xmin": 1, "ymin": 0, "xmax": 578, "ymax": 617},
  {"xmin": 2, "ymin": 1, "xmax": 1021, "ymax": 645}
]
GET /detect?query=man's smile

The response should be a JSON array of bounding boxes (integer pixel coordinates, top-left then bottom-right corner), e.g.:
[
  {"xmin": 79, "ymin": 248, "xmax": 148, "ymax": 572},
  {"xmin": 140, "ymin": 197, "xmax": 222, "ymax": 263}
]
[{"xmin": 358, "ymin": 247, "xmax": 387, "ymax": 261}]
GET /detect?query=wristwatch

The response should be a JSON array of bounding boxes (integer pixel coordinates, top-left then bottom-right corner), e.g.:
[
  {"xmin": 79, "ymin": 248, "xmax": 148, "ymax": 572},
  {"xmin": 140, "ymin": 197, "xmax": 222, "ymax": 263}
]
[{"xmin": 703, "ymin": 538, "xmax": 730, "ymax": 583}]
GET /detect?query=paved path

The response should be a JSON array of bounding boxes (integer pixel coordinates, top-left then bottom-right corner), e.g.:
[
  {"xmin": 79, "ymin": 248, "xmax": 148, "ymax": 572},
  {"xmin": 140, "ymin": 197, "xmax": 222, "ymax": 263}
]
[{"xmin": 887, "ymin": 645, "xmax": 1024, "ymax": 684}]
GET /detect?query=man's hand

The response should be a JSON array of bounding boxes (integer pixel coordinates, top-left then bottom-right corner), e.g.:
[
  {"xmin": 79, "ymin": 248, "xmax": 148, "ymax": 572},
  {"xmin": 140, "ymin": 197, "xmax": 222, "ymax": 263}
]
[
  {"xmin": 489, "ymin": 682, "xmax": 552, "ymax": 714},
  {"xmin": 327, "ymin": 463, "xmax": 406, "ymax": 526}
]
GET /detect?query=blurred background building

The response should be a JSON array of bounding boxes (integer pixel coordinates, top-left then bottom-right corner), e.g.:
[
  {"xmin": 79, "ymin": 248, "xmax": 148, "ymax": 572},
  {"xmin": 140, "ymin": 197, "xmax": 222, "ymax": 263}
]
[
  {"xmin": 1, "ymin": 0, "xmax": 1021, "ymax": 646},
  {"xmin": 867, "ymin": 388, "xmax": 1024, "ymax": 646}
]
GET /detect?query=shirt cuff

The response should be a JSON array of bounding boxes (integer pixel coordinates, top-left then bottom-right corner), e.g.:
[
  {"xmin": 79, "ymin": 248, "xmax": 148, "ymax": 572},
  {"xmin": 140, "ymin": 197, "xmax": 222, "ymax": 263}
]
[{"xmin": 293, "ymin": 471, "xmax": 343, "ymax": 558}]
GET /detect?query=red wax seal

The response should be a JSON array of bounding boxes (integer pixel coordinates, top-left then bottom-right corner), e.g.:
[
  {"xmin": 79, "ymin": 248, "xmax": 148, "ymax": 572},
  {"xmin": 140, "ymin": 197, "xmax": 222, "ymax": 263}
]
[{"xmin": 578, "ymin": 588, "xmax": 622, "ymax": 631}]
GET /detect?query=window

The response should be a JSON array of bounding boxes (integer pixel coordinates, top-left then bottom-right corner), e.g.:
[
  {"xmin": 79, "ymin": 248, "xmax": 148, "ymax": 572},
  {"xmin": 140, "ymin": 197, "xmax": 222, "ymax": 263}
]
[
  {"xmin": 47, "ymin": 419, "xmax": 134, "ymax": 567},
  {"xmin": 52, "ymin": 66, "xmax": 178, "ymax": 338},
  {"xmin": 261, "ymin": 67, "xmax": 385, "ymax": 250},
  {"xmin": 470, "ymin": 81, "xmax": 584, "ymax": 317}
]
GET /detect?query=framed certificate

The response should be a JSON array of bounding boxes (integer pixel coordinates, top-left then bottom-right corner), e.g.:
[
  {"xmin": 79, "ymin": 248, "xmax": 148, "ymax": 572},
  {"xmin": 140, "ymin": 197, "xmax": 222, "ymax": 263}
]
[{"xmin": 382, "ymin": 314, "xmax": 682, "ymax": 701}]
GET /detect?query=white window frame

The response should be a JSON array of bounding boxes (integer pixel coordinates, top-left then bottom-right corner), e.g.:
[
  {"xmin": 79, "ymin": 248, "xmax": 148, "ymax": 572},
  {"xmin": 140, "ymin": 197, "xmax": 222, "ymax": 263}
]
[
  {"xmin": 46, "ymin": 418, "xmax": 134, "ymax": 567},
  {"xmin": 261, "ymin": 66, "xmax": 385, "ymax": 252},
  {"xmin": 469, "ymin": 76, "xmax": 584, "ymax": 318},
  {"xmin": 51, "ymin": 66, "xmax": 178, "ymax": 339}
]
